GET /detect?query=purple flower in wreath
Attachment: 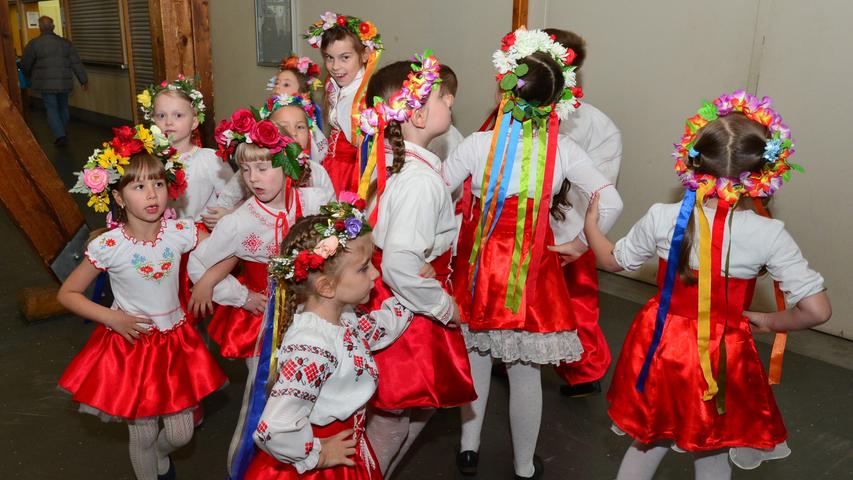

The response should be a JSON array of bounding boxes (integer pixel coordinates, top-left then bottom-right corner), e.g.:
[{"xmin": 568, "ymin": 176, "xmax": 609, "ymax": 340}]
[{"xmin": 344, "ymin": 217, "xmax": 362, "ymax": 238}]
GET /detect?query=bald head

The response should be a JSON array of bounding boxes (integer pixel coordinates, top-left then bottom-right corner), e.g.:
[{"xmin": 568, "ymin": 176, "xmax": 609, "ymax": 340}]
[{"xmin": 38, "ymin": 16, "xmax": 55, "ymax": 33}]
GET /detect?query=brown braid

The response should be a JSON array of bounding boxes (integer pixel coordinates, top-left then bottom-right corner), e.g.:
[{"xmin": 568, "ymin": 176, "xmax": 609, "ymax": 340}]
[
  {"xmin": 386, "ymin": 121, "xmax": 407, "ymax": 174},
  {"xmin": 549, "ymin": 179, "xmax": 573, "ymax": 221}
]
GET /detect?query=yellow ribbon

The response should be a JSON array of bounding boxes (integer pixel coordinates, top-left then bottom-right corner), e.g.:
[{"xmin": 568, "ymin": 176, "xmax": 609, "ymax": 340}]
[
  {"xmin": 694, "ymin": 183, "xmax": 719, "ymax": 401},
  {"xmin": 268, "ymin": 286, "xmax": 284, "ymax": 372}
]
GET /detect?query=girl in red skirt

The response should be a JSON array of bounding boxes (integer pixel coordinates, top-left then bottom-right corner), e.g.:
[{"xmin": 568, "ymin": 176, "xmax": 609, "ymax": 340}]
[
  {"xmin": 443, "ymin": 29, "xmax": 621, "ymax": 479},
  {"xmin": 304, "ymin": 11, "xmax": 382, "ymax": 194},
  {"xmin": 186, "ymin": 110, "xmax": 313, "ymax": 371},
  {"xmin": 356, "ymin": 52, "xmax": 478, "ymax": 477},
  {"xmin": 59, "ymin": 125, "xmax": 227, "ymax": 480},
  {"xmin": 227, "ymin": 203, "xmax": 413, "ymax": 480},
  {"xmin": 583, "ymin": 91, "xmax": 831, "ymax": 479}
]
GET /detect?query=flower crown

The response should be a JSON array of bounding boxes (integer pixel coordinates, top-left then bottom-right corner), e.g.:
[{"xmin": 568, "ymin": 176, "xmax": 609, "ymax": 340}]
[
  {"xmin": 305, "ymin": 11, "xmax": 382, "ymax": 52},
  {"xmin": 268, "ymin": 200, "xmax": 370, "ymax": 282},
  {"xmin": 673, "ymin": 90, "xmax": 801, "ymax": 203},
  {"xmin": 70, "ymin": 125, "xmax": 185, "ymax": 213},
  {"xmin": 214, "ymin": 107, "xmax": 305, "ymax": 180},
  {"xmin": 259, "ymin": 94, "xmax": 317, "ymax": 130},
  {"xmin": 493, "ymin": 28, "xmax": 582, "ymax": 122},
  {"xmin": 359, "ymin": 50, "xmax": 442, "ymax": 136},
  {"xmin": 267, "ymin": 55, "xmax": 322, "ymax": 92},
  {"xmin": 137, "ymin": 74, "xmax": 206, "ymax": 124}
]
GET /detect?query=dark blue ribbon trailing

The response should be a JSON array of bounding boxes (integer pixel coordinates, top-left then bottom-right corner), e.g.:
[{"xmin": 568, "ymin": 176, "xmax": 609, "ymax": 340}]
[
  {"xmin": 635, "ymin": 189, "xmax": 696, "ymax": 392},
  {"xmin": 484, "ymin": 119, "xmax": 521, "ymax": 239},
  {"xmin": 313, "ymin": 102, "xmax": 324, "ymax": 132},
  {"xmin": 360, "ymin": 134, "xmax": 372, "ymax": 174},
  {"xmin": 229, "ymin": 278, "xmax": 278, "ymax": 479}
]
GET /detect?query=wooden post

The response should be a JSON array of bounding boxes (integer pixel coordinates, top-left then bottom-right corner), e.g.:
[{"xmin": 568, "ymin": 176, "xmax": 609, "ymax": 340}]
[
  {"xmin": 0, "ymin": 1, "xmax": 22, "ymax": 112},
  {"xmin": 512, "ymin": 0, "xmax": 529, "ymax": 30},
  {"xmin": 118, "ymin": 0, "xmax": 139, "ymax": 124},
  {"xmin": 148, "ymin": 0, "xmax": 215, "ymax": 144}
]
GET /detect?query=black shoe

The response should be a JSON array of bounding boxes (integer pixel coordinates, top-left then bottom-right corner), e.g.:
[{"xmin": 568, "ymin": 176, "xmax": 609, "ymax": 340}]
[
  {"xmin": 157, "ymin": 456, "xmax": 176, "ymax": 480},
  {"xmin": 54, "ymin": 136, "xmax": 68, "ymax": 147},
  {"xmin": 456, "ymin": 450, "xmax": 479, "ymax": 476},
  {"xmin": 559, "ymin": 380, "xmax": 602, "ymax": 398},
  {"xmin": 514, "ymin": 454, "xmax": 543, "ymax": 480}
]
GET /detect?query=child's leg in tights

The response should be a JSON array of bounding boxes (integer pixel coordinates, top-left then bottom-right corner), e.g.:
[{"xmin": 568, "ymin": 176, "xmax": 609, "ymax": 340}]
[
  {"xmin": 156, "ymin": 409, "xmax": 194, "ymax": 474},
  {"xmin": 128, "ymin": 417, "xmax": 160, "ymax": 480},
  {"xmin": 616, "ymin": 441, "xmax": 670, "ymax": 480},
  {"xmin": 693, "ymin": 450, "xmax": 731, "ymax": 480},
  {"xmin": 367, "ymin": 408, "xmax": 410, "ymax": 473},
  {"xmin": 506, "ymin": 360, "xmax": 542, "ymax": 477},
  {"xmin": 245, "ymin": 355, "xmax": 258, "ymax": 373},
  {"xmin": 459, "ymin": 350, "xmax": 493, "ymax": 453},
  {"xmin": 385, "ymin": 407, "xmax": 436, "ymax": 477}
]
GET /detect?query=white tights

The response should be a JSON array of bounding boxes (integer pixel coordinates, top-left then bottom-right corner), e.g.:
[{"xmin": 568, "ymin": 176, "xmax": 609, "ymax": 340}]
[
  {"xmin": 127, "ymin": 409, "xmax": 194, "ymax": 480},
  {"xmin": 459, "ymin": 350, "xmax": 542, "ymax": 477},
  {"xmin": 367, "ymin": 407, "xmax": 435, "ymax": 478},
  {"xmin": 616, "ymin": 441, "xmax": 732, "ymax": 480}
]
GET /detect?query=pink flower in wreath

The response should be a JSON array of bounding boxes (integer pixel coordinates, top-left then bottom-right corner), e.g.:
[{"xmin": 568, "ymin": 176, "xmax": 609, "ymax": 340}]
[
  {"xmin": 313, "ymin": 236, "xmax": 340, "ymax": 259},
  {"xmin": 83, "ymin": 167, "xmax": 110, "ymax": 194},
  {"xmin": 338, "ymin": 191, "xmax": 359, "ymax": 204}
]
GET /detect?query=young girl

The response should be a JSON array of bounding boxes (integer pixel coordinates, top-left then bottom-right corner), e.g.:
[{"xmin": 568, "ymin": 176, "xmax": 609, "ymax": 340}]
[
  {"xmin": 442, "ymin": 29, "xmax": 622, "ymax": 479},
  {"xmin": 268, "ymin": 55, "xmax": 328, "ymax": 160},
  {"xmin": 584, "ymin": 91, "xmax": 830, "ymax": 480},
  {"xmin": 58, "ymin": 125, "xmax": 227, "ymax": 480},
  {"xmin": 138, "ymin": 75, "xmax": 233, "ymax": 222},
  {"xmin": 357, "ymin": 52, "xmax": 477, "ymax": 477},
  {"xmin": 227, "ymin": 203, "xmax": 414, "ymax": 480},
  {"xmin": 304, "ymin": 11, "xmax": 382, "ymax": 194},
  {"xmin": 187, "ymin": 111, "xmax": 320, "ymax": 367}
]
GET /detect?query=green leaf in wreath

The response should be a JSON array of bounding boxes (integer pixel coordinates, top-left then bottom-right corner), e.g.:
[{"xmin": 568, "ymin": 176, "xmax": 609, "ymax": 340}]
[
  {"xmin": 503, "ymin": 100, "xmax": 515, "ymax": 113},
  {"xmin": 515, "ymin": 63, "xmax": 529, "ymax": 77},
  {"xmin": 250, "ymin": 106, "xmax": 262, "ymax": 121},
  {"xmin": 500, "ymin": 73, "xmax": 518, "ymax": 91},
  {"xmin": 512, "ymin": 106, "xmax": 525, "ymax": 122},
  {"xmin": 697, "ymin": 101, "xmax": 718, "ymax": 122}
]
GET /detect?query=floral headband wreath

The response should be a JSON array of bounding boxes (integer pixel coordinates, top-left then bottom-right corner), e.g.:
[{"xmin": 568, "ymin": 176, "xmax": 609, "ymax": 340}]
[
  {"xmin": 137, "ymin": 74, "xmax": 206, "ymax": 124},
  {"xmin": 229, "ymin": 199, "xmax": 371, "ymax": 478},
  {"xmin": 467, "ymin": 28, "xmax": 585, "ymax": 316},
  {"xmin": 673, "ymin": 90, "xmax": 800, "ymax": 203},
  {"xmin": 266, "ymin": 54, "xmax": 323, "ymax": 93},
  {"xmin": 305, "ymin": 12, "xmax": 383, "ymax": 150},
  {"xmin": 259, "ymin": 93, "xmax": 318, "ymax": 130},
  {"xmin": 356, "ymin": 50, "xmax": 442, "ymax": 209},
  {"xmin": 636, "ymin": 90, "xmax": 801, "ymax": 414},
  {"xmin": 70, "ymin": 125, "xmax": 185, "ymax": 213}
]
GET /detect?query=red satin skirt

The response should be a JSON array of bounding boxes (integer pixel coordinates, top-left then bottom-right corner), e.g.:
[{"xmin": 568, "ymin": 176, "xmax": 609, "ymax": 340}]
[
  {"xmin": 58, "ymin": 320, "xmax": 227, "ymax": 419},
  {"xmin": 451, "ymin": 197, "xmax": 576, "ymax": 333},
  {"xmin": 364, "ymin": 250, "xmax": 476, "ymax": 410},
  {"xmin": 554, "ymin": 250, "xmax": 612, "ymax": 384},
  {"xmin": 607, "ymin": 259, "xmax": 787, "ymax": 451},
  {"xmin": 245, "ymin": 413, "xmax": 381, "ymax": 480},
  {"xmin": 208, "ymin": 261, "xmax": 268, "ymax": 358},
  {"xmin": 323, "ymin": 129, "xmax": 359, "ymax": 195},
  {"xmin": 178, "ymin": 222, "xmax": 210, "ymax": 326}
]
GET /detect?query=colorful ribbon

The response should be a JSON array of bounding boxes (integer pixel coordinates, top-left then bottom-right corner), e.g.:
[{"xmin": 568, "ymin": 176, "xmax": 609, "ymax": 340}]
[
  {"xmin": 752, "ymin": 199, "xmax": 788, "ymax": 385},
  {"xmin": 709, "ymin": 198, "xmax": 733, "ymax": 413},
  {"xmin": 636, "ymin": 188, "xmax": 696, "ymax": 392},
  {"xmin": 694, "ymin": 183, "xmax": 719, "ymax": 401}
]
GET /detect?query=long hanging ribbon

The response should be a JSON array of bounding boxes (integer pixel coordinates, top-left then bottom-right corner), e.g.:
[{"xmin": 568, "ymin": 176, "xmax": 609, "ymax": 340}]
[
  {"xmin": 751, "ymin": 200, "xmax": 788, "ymax": 384},
  {"xmin": 229, "ymin": 279, "xmax": 280, "ymax": 479},
  {"xmin": 367, "ymin": 121, "xmax": 387, "ymax": 227},
  {"xmin": 313, "ymin": 101, "xmax": 324, "ymax": 132},
  {"xmin": 694, "ymin": 184, "xmax": 719, "ymax": 401},
  {"xmin": 709, "ymin": 199, "xmax": 732, "ymax": 413},
  {"xmin": 636, "ymin": 188, "xmax": 696, "ymax": 392},
  {"xmin": 505, "ymin": 120, "xmax": 533, "ymax": 309},
  {"xmin": 523, "ymin": 111, "xmax": 560, "ymax": 303},
  {"xmin": 358, "ymin": 115, "xmax": 386, "ymax": 200},
  {"xmin": 351, "ymin": 51, "xmax": 381, "ymax": 152}
]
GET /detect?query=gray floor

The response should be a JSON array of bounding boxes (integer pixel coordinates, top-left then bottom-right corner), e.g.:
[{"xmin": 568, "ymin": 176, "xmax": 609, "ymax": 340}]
[{"xmin": 2, "ymin": 110, "xmax": 852, "ymax": 479}]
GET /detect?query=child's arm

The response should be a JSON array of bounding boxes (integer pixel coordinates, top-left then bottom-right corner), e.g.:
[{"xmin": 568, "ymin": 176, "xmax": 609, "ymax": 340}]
[
  {"xmin": 745, "ymin": 291, "xmax": 831, "ymax": 333},
  {"xmin": 254, "ymin": 341, "xmax": 355, "ymax": 471},
  {"xmin": 57, "ymin": 261, "xmax": 153, "ymax": 344},
  {"xmin": 441, "ymin": 134, "xmax": 478, "ymax": 192},
  {"xmin": 188, "ymin": 255, "xmax": 240, "ymax": 317},
  {"xmin": 187, "ymin": 215, "xmax": 256, "ymax": 311},
  {"xmin": 582, "ymin": 193, "xmax": 623, "ymax": 272},
  {"xmin": 200, "ymin": 206, "xmax": 236, "ymax": 230},
  {"xmin": 359, "ymin": 297, "xmax": 415, "ymax": 351}
]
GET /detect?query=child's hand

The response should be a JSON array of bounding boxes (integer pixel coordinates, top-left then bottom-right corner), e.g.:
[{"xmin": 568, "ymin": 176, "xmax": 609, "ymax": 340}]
[
  {"xmin": 419, "ymin": 263, "xmax": 436, "ymax": 278},
  {"xmin": 586, "ymin": 192, "xmax": 601, "ymax": 226},
  {"xmin": 189, "ymin": 280, "xmax": 215, "ymax": 317},
  {"xmin": 200, "ymin": 207, "xmax": 234, "ymax": 230},
  {"xmin": 106, "ymin": 310, "xmax": 154, "ymax": 344},
  {"xmin": 317, "ymin": 429, "xmax": 357, "ymax": 468},
  {"xmin": 547, "ymin": 237, "xmax": 589, "ymax": 266},
  {"xmin": 744, "ymin": 310, "xmax": 774, "ymax": 333},
  {"xmin": 242, "ymin": 291, "xmax": 268, "ymax": 315},
  {"xmin": 446, "ymin": 301, "xmax": 462, "ymax": 329}
]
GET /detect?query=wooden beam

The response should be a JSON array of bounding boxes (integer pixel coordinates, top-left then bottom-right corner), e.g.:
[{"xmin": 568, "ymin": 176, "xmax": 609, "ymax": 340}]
[
  {"xmin": 512, "ymin": 0, "xmax": 529, "ymax": 30},
  {"xmin": 118, "ymin": 0, "xmax": 139, "ymax": 124},
  {"xmin": 190, "ymin": 0, "xmax": 214, "ymax": 145},
  {"xmin": 0, "ymin": 82, "xmax": 85, "ymax": 266},
  {"xmin": 0, "ymin": 0, "xmax": 22, "ymax": 112}
]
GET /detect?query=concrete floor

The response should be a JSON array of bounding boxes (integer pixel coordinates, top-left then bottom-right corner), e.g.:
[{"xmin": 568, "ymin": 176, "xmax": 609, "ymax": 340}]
[{"xmin": 2, "ymin": 110, "xmax": 852, "ymax": 479}]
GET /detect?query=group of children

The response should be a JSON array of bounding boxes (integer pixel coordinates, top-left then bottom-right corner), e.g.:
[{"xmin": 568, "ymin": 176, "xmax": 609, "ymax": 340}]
[{"xmin": 55, "ymin": 10, "xmax": 831, "ymax": 480}]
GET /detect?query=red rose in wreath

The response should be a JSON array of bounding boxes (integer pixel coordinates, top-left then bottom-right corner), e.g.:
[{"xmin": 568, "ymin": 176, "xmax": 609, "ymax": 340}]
[{"xmin": 230, "ymin": 108, "xmax": 256, "ymax": 134}]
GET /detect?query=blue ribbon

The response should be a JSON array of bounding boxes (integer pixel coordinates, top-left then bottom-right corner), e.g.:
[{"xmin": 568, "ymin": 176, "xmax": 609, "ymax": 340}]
[
  {"xmin": 313, "ymin": 102, "xmax": 324, "ymax": 132},
  {"xmin": 636, "ymin": 189, "xmax": 696, "ymax": 392},
  {"xmin": 229, "ymin": 278, "xmax": 278, "ymax": 479},
  {"xmin": 359, "ymin": 134, "xmax": 371, "ymax": 175},
  {"xmin": 484, "ymin": 119, "xmax": 521, "ymax": 239}
]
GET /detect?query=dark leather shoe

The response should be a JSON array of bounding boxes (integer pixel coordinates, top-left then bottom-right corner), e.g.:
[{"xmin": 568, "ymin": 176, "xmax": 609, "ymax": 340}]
[
  {"xmin": 514, "ymin": 454, "xmax": 543, "ymax": 480},
  {"xmin": 157, "ymin": 456, "xmax": 176, "ymax": 480},
  {"xmin": 456, "ymin": 450, "xmax": 479, "ymax": 476},
  {"xmin": 560, "ymin": 380, "xmax": 602, "ymax": 398}
]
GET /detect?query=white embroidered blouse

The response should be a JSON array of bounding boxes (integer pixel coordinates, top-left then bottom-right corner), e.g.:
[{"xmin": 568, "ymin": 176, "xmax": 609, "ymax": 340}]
[{"xmin": 169, "ymin": 147, "xmax": 234, "ymax": 221}]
